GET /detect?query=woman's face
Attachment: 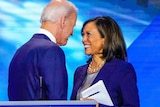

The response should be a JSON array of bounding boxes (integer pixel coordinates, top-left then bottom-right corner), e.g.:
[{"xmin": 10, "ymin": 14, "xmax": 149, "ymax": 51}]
[{"xmin": 82, "ymin": 22, "xmax": 104, "ymax": 56}]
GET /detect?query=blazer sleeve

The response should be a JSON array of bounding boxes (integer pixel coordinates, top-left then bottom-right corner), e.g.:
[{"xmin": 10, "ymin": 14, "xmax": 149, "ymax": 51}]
[
  {"xmin": 99, "ymin": 63, "xmax": 140, "ymax": 107},
  {"xmin": 118, "ymin": 63, "xmax": 139, "ymax": 107},
  {"xmin": 39, "ymin": 46, "xmax": 68, "ymax": 100}
]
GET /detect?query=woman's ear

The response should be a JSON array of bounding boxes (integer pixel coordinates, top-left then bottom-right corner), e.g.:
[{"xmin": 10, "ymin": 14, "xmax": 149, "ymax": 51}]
[{"xmin": 60, "ymin": 16, "xmax": 66, "ymax": 29}]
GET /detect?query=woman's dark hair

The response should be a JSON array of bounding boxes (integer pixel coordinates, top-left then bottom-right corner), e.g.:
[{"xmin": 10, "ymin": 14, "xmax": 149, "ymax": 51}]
[{"xmin": 81, "ymin": 16, "xmax": 127, "ymax": 62}]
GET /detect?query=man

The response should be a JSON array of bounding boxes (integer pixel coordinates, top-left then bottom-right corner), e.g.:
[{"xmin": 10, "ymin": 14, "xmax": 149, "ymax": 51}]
[{"xmin": 8, "ymin": 0, "xmax": 77, "ymax": 100}]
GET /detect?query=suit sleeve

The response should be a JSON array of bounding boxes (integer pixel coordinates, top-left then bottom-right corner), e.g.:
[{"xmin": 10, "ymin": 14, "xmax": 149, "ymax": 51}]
[{"xmin": 39, "ymin": 46, "xmax": 68, "ymax": 100}]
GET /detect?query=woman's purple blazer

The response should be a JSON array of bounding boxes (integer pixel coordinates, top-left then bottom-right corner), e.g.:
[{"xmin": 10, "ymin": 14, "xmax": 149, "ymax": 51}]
[{"xmin": 71, "ymin": 58, "xmax": 140, "ymax": 107}]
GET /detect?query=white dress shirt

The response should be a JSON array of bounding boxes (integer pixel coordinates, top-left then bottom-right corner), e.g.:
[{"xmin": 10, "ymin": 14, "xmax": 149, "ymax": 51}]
[{"xmin": 37, "ymin": 28, "xmax": 56, "ymax": 43}]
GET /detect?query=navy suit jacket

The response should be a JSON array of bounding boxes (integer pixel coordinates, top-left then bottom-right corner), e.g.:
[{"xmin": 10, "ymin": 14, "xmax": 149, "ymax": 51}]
[
  {"xmin": 71, "ymin": 58, "xmax": 140, "ymax": 107},
  {"xmin": 8, "ymin": 34, "xmax": 68, "ymax": 100}
]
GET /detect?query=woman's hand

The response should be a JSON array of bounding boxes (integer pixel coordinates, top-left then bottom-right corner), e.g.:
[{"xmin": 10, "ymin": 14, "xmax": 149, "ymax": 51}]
[{"xmin": 80, "ymin": 98, "xmax": 99, "ymax": 107}]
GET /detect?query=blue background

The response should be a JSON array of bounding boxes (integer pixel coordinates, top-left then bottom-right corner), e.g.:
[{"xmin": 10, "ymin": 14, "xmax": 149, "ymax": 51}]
[{"xmin": 0, "ymin": 0, "xmax": 160, "ymax": 107}]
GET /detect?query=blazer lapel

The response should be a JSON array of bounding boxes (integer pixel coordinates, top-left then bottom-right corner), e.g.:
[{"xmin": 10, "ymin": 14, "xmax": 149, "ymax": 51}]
[
  {"xmin": 76, "ymin": 65, "xmax": 88, "ymax": 91},
  {"xmin": 92, "ymin": 61, "xmax": 115, "ymax": 85}
]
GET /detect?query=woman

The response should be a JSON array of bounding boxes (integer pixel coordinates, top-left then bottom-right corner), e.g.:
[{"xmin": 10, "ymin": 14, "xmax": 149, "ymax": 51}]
[{"xmin": 70, "ymin": 16, "xmax": 140, "ymax": 107}]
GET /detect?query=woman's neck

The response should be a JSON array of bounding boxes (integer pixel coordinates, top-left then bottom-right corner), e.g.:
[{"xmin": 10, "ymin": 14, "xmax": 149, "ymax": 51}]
[{"xmin": 87, "ymin": 56, "xmax": 106, "ymax": 74}]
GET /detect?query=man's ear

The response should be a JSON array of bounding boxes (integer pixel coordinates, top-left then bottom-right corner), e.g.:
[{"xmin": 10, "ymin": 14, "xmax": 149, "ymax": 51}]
[{"xmin": 60, "ymin": 16, "xmax": 66, "ymax": 29}]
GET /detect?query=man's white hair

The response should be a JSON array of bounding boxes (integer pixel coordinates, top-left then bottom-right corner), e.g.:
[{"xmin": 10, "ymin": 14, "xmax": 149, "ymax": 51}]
[{"xmin": 40, "ymin": 0, "xmax": 77, "ymax": 23}]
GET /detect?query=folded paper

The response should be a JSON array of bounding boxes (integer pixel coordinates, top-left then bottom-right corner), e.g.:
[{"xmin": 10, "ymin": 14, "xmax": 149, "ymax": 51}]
[{"xmin": 81, "ymin": 80, "xmax": 114, "ymax": 106}]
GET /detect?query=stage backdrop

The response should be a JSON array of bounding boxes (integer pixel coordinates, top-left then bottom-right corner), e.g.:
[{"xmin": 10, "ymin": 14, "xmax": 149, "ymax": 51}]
[{"xmin": 0, "ymin": 0, "xmax": 160, "ymax": 107}]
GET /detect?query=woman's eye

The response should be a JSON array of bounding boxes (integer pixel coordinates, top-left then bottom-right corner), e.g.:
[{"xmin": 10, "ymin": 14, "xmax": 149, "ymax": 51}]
[
  {"xmin": 81, "ymin": 32, "xmax": 92, "ymax": 37},
  {"xmin": 86, "ymin": 32, "xmax": 92, "ymax": 36}
]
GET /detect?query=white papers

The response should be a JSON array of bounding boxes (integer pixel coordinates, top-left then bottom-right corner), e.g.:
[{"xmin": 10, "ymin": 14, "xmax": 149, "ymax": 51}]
[{"xmin": 81, "ymin": 80, "xmax": 114, "ymax": 106}]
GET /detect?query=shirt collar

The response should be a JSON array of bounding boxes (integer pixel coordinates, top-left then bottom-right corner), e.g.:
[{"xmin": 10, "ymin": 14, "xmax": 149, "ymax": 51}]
[{"xmin": 37, "ymin": 28, "xmax": 56, "ymax": 43}]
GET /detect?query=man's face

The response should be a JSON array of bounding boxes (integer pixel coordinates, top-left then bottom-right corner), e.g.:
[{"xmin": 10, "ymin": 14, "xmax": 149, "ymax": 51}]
[{"xmin": 58, "ymin": 12, "xmax": 77, "ymax": 46}]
